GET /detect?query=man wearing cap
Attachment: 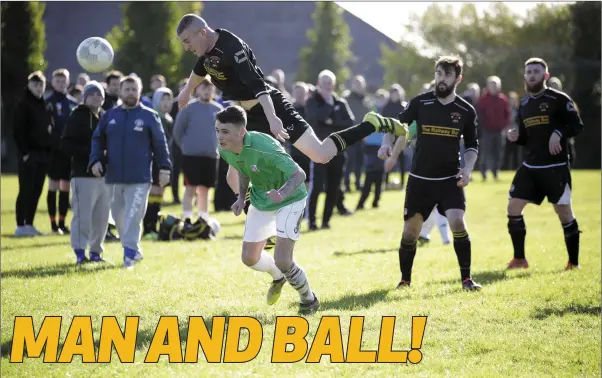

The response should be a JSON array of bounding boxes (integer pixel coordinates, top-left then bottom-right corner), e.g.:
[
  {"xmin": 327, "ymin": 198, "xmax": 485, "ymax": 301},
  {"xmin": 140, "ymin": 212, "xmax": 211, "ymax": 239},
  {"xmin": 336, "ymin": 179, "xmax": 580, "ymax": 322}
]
[{"xmin": 61, "ymin": 81, "xmax": 112, "ymax": 264}]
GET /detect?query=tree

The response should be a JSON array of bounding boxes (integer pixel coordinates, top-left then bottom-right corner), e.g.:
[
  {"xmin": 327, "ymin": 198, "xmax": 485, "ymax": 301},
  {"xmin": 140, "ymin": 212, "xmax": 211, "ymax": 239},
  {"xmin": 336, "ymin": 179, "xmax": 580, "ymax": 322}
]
[
  {"xmin": 106, "ymin": 2, "xmax": 202, "ymax": 90},
  {"xmin": 1, "ymin": 2, "xmax": 47, "ymax": 172},
  {"xmin": 297, "ymin": 2, "xmax": 353, "ymax": 86},
  {"xmin": 380, "ymin": 3, "xmax": 574, "ymax": 96}
]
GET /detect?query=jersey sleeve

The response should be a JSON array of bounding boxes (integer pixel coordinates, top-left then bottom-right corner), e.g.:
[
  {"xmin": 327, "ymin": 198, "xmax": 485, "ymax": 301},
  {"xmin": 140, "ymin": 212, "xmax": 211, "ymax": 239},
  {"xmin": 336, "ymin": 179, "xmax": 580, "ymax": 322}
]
[
  {"xmin": 463, "ymin": 108, "xmax": 479, "ymax": 154},
  {"xmin": 193, "ymin": 56, "xmax": 208, "ymax": 77},
  {"xmin": 398, "ymin": 97, "xmax": 419, "ymax": 124},
  {"xmin": 555, "ymin": 94, "xmax": 584, "ymax": 139},
  {"xmin": 227, "ymin": 39, "xmax": 269, "ymax": 98}
]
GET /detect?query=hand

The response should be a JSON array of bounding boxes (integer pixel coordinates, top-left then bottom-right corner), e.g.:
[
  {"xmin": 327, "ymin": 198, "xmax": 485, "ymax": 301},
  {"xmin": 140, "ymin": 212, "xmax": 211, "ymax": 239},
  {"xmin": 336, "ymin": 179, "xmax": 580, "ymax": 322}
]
[
  {"xmin": 378, "ymin": 145, "xmax": 393, "ymax": 160},
  {"xmin": 549, "ymin": 131, "xmax": 562, "ymax": 155},
  {"xmin": 267, "ymin": 115, "xmax": 289, "ymax": 142},
  {"xmin": 456, "ymin": 167, "xmax": 472, "ymax": 187},
  {"xmin": 266, "ymin": 189, "xmax": 284, "ymax": 204},
  {"xmin": 158, "ymin": 169, "xmax": 170, "ymax": 187},
  {"xmin": 23, "ymin": 154, "xmax": 29, "ymax": 163},
  {"xmin": 384, "ymin": 156, "xmax": 397, "ymax": 172},
  {"xmin": 507, "ymin": 128, "xmax": 519, "ymax": 142},
  {"xmin": 91, "ymin": 161, "xmax": 104, "ymax": 177},
  {"xmin": 177, "ymin": 88, "xmax": 192, "ymax": 110},
  {"xmin": 231, "ymin": 198, "xmax": 245, "ymax": 216}
]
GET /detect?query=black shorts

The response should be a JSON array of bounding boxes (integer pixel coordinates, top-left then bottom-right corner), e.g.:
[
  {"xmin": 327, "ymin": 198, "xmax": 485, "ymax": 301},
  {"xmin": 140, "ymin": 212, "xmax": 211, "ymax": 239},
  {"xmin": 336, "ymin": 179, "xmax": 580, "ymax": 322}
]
[
  {"xmin": 509, "ymin": 164, "xmax": 572, "ymax": 205},
  {"xmin": 47, "ymin": 151, "xmax": 71, "ymax": 181},
  {"xmin": 291, "ymin": 152, "xmax": 311, "ymax": 183},
  {"xmin": 404, "ymin": 175, "xmax": 465, "ymax": 221},
  {"xmin": 182, "ymin": 155, "xmax": 217, "ymax": 188},
  {"xmin": 246, "ymin": 89, "xmax": 310, "ymax": 144}
]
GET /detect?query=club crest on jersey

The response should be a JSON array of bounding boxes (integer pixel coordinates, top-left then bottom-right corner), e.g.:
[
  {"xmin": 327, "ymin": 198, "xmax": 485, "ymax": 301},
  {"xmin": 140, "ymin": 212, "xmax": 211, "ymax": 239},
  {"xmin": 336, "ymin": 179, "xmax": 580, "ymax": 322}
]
[
  {"xmin": 207, "ymin": 56, "xmax": 221, "ymax": 69},
  {"xmin": 539, "ymin": 102, "xmax": 549, "ymax": 112},
  {"xmin": 450, "ymin": 112, "xmax": 462, "ymax": 123},
  {"xmin": 251, "ymin": 165, "xmax": 259, "ymax": 172}
]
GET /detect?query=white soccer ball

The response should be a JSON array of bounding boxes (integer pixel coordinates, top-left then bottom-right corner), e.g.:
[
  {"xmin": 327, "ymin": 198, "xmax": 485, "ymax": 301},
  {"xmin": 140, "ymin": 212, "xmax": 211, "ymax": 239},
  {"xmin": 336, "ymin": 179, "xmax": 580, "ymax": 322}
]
[{"xmin": 76, "ymin": 37, "xmax": 114, "ymax": 73}]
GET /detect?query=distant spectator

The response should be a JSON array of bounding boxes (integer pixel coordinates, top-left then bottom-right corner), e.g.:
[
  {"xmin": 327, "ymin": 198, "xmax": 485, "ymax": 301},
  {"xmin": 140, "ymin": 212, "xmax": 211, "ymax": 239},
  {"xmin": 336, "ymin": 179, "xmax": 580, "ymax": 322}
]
[
  {"xmin": 69, "ymin": 84, "xmax": 84, "ymax": 104},
  {"xmin": 77, "ymin": 73, "xmax": 90, "ymax": 87},
  {"xmin": 271, "ymin": 69, "xmax": 292, "ymax": 101},
  {"xmin": 102, "ymin": 70, "xmax": 123, "ymax": 111},
  {"xmin": 382, "ymin": 84, "xmax": 408, "ymax": 189},
  {"xmin": 502, "ymin": 91, "xmax": 523, "ymax": 170},
  {"xmin": 343, "ymin": 75, "xmax": 371, "ymax": 192}
]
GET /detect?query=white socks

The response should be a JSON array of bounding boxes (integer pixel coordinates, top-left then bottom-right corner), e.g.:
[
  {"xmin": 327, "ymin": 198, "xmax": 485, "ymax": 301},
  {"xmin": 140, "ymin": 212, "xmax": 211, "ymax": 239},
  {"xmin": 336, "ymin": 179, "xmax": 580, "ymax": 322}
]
[{"xmin": 249, "ymin": 251, "xmax": 284, "ymax": 281}]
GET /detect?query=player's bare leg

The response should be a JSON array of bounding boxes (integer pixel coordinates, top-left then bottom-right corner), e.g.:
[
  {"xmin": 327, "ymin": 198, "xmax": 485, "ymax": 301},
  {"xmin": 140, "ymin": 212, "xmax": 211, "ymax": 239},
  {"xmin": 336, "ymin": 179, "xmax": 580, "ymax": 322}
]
[
  {"xmin": 294, "ymin": 112, "xmax": 408, "ymax": 164},
  {"xmin": 273, "ymin": 237, "xmax": 319, "ymax": 314},
  {"xmin": 397, "ymin": 214, "xmax": 424, "ymax": 288},
  {"xmin": 507, "ymin": 198, "xmax": 529, "ymax": 269},
  {"xmin": 553, "ymin": 203, "xmax": 581, "ymax": 270},
  {"xmin": 446, "ymin": 209, "xmax": 481, "ymax": 290},
  {"xmin": 241, "ymin": 240, "xmax": 285, "ymax": 304}
]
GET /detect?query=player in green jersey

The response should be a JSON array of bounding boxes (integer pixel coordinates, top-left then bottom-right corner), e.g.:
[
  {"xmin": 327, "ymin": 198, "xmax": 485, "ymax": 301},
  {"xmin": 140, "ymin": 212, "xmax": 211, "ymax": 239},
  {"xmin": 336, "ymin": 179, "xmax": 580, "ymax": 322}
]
[{"xmin": 216, "ymin": 105, "xmax": 319, "ymax": 315}]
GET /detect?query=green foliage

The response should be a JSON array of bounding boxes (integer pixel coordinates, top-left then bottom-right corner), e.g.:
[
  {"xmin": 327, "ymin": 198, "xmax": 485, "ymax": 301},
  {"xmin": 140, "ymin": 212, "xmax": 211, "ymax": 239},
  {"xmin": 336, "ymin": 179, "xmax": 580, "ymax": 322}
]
[
  {"xmin": 380, "ymin": 3, "xmax": 574, "ymax": 96},
  {"xmin": 106, "ymin": 2, "xmax": 202, "ymax": 89},
  {"xmin": 297, "ymin": 2, "xmax": 353, "ymax": 86}
]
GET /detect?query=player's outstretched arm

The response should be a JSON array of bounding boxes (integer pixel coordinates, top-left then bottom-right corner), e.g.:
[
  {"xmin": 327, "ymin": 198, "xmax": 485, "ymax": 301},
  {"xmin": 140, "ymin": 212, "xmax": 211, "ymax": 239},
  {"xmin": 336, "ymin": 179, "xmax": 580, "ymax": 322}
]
[
  {"xmin": 277, "ymin": 166, "xmax": 306, "ymax": 200},
  {"xmin": 237, "ymin": 171, "xmax": 250, "ymax": 201},
  {"xmin": 378, "ymin": 133, "xmax": 395, "ymax": 160},
  {"xmin": 178, "ymin": 71, "xmax": 205, "ymax": 110}
]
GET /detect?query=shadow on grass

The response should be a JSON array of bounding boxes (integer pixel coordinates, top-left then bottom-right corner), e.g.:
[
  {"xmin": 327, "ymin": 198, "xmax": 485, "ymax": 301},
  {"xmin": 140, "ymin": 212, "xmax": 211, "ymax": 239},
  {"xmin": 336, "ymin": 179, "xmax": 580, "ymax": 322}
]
[
  {"xmin": 428, "ymin": 269, "xmax": 533, "ymax": 287},
  {"xmin": 532, "ymin": 304, "xmax": 601, "ymax": 320},
  {"xmin": 1, "ymin": 240, "xmax": 69, "ymax": 252},
  {"xmin": 309, "ymin": 288, "xmax": 392, "ymax": 312},
  {"xmin": 332, "ymin": 247, "xmax": 397, "ymax": 257},
  {"xmin": 2, "ymin": 262, "xmax": 119, "ymax": 279}
]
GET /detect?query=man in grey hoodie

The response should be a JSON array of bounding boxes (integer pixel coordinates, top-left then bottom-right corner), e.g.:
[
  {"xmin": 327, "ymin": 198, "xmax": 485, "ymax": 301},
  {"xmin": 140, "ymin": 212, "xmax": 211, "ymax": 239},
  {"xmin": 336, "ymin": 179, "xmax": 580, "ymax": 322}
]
[{"xmin": 173, "ymin": 76, "xmax": 223, "ymax": 220}]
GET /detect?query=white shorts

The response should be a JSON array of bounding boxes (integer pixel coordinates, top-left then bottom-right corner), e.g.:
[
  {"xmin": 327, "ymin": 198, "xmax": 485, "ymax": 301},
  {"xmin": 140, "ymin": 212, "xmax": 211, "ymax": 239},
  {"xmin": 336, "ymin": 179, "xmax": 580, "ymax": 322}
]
[{"xmin": 243, "ymin": 198, "xmax": 307, "ymax": 242}]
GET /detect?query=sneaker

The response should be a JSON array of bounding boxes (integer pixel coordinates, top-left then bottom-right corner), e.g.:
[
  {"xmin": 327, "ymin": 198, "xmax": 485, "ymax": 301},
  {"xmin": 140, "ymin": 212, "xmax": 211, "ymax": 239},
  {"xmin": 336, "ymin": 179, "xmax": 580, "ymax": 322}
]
[
  {"xmin": 320, "ymin": 223, "xmax": 331, "ymax": 230},
  {"xmin": 462, "ymin": 277, "xmax": 482, "ymax": 291},
  {"xmin": 105, "ymin": 228, "xmax": 119, "ymax": 242},
  {"xmin": 396, "ymin": 280, "xmax": 411, "ymax": 288},
  {"xmin": 27, "ymin": 225, "xmax": 44, "ymax": 236},
  {"xmin": 299, "ymin": 294, "xmax": 320, "ymax": 315},
  {"xmin": 507, "ymin": 258, "xmax": 529, "ymax": 270},
  {"xmin": 123, "ymin": 251, "xmax": 144, "ymax": 269},
  {"xmin": 58, "ymin": 224, "xmax": 70, "ymax": 235},
  {"xmin": 89, "ymin": 253, "xmax": 107, "ymax": 263},
  {"xmin": 14, "ymin": 226, "xmax": 35, "ymax": 237},
  {"xmin": 308, "ymin": 224, "xmax": 318, "ymax": 232},
  {"xmin": 363, "ymin": 111, "xmax": 408, "ymax": 137},
  {"xmin": 142, "ymin": 231, "xmax": 158, "ymax": 241},
  {"xmin": 267, "ymin": 277, "xmax": 286, "ymax": 305},
  {"xmin": 565, "ymin": 262, "xmax": 581, "ymax": 271},
  {"xmin": 76, "ymin": 255, "xmax": 89, "ymax": 265}
]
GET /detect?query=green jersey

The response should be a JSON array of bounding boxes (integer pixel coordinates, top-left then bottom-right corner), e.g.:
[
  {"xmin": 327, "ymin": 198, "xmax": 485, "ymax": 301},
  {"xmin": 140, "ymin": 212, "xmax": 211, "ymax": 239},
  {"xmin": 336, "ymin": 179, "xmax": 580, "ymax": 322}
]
[{"xmin": 219, "ymin": 131, "xmax": 307, "ymax": 211}]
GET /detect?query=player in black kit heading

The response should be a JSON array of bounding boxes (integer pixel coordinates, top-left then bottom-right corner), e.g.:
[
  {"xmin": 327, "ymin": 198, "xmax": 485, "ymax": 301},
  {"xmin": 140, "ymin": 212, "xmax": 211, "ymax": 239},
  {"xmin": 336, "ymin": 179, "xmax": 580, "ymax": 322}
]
[
  {"xmin": 174, "ymin": 14, "xmax": 407, "ymax": 195},
  {"xmin": 380, "ymin": 56, "xmax": 481, "ymax": 291},
  {"xmin": 506, "ymin": 58, "xmax": 584, "ymax": 271}
]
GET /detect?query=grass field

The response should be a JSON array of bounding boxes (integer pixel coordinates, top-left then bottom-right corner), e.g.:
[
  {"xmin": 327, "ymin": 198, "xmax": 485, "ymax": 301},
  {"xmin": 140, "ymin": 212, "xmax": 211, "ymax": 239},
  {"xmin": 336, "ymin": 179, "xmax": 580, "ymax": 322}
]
[{"xmin": 1, "ymin": 171, "xmax": 600, "ymax": 377}]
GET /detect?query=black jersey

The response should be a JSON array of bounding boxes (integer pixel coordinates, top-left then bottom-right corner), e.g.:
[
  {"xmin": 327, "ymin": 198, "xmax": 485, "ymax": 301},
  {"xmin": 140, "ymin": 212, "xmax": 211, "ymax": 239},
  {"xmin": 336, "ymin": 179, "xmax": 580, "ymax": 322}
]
[
  {"xmin": 399, "ymin": 92, "xmax": 478, "ymax": 179},
  {"xmin": 515, "ymin": 88, "xmax": 584, "ymax": 167},
  {"xmin": 193, "ymin": 29, "xmax": 270, "ymax": 102}
]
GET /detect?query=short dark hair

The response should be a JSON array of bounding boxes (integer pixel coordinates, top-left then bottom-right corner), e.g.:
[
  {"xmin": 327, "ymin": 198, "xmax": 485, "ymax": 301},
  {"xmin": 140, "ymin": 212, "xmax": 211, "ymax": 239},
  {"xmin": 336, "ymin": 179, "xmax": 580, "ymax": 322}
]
[
  {"xmin": 177, "ymin": 14, "xmax": 203, "ymax": 36},
  {"xmin": 105, "ymin": 70, "xmax": 123, "ymax": 84},
  {"xmin": 28, "ymin": 70, "xmax": 46, "ymax": 83},
  {"xmin": 216, "ymin": 106, "xmax": 247, "ymax": 127},
  {"xmin": 120, "ymin": 75, "xmax": 141, "ymax": 88},
  {"xmin": 70, "ymin": 84, "xmax": 83, "ymax": 95},
  {"xmin": 525, "ymin": 57, "xmax": 548, "ymax": 73},
  {"xmin": 199, "ymin": 75, "xmax": 214, "ymax": 87},
  {"xmin": 435, "ymin": 55, "xmax": 463, "ymax": 78}
]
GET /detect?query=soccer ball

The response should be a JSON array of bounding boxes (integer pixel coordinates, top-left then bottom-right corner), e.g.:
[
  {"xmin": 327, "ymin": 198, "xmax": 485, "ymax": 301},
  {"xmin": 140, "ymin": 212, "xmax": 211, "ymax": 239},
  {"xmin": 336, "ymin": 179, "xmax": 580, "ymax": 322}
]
[{"xmin": 76, "ymin": 37, "xmax": 114, "ymax": 73}]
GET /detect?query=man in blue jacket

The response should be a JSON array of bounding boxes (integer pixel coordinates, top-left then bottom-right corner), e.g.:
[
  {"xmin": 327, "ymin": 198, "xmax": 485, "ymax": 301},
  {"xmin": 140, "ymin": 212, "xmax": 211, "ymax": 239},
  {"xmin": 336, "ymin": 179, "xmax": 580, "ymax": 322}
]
[{"xmin": 89, "ymin": 75, "xmax": 172, "ymax": 269}]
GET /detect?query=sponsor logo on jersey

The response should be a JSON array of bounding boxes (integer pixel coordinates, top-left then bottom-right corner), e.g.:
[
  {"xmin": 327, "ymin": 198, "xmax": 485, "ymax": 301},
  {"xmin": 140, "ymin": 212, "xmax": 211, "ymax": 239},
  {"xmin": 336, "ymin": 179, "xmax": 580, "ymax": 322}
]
[
  {"xmin": 523, "ymin": 115, "xmax": 550, "ymax": 127},
  {"xmin": 421, "ymin": 125, "xmax": 459, "ymax": 137}
]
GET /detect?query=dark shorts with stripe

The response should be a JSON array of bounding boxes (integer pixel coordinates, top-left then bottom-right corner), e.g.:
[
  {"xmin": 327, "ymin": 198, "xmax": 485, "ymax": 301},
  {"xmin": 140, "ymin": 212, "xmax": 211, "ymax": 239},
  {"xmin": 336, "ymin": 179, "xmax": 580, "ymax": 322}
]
[
  {"xmin": 246, "ymin": 88, "xmax": 310, "ymax": 144},
  {"xmin": 509, "ymin": 164, "xmax": 572, "ymax": 205},
  {"xmin": 403, "ymin": 175, "xmax": 466, "ymax": 221}
]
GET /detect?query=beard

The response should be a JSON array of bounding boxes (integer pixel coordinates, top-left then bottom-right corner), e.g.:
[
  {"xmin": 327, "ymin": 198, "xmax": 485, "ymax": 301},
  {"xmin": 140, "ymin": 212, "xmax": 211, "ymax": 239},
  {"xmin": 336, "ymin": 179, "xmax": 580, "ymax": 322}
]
[
  {"xmin": 200, "ymin": 94, "xmax": 211, "ymax": 103},
  {"xmin": 122, "ymin": 96, "xmax": 138, "ymax": 107},
  {"xmin": 525, "ymin": 78, "xmax": 545, "ymax": 93},
  {"xmin": 435, "ymin": 82, "xmax": 455, "ymax": 98}
]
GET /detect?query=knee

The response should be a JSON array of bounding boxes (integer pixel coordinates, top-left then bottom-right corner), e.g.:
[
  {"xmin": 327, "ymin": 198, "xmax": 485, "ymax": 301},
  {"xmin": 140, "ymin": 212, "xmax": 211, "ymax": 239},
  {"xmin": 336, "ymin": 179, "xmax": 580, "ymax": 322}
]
[
  {"xmin": 274, "ymin": 256, "xmax": 292, "ymax": 273},
  {"xmin": 241, "ymin": 248, "xmax": 259, "ymax": 267},
  {"xmin": 554, "ymin": 205, "xmax": 575, "ymax": 224},
  {"xmin": 448, "ymin": 217, "xmax": 466, "ymax": 233},
  {"xmin": 507, "ymin": 199, "xmax": 526, "ymax": 216},
  {"xmin": 402, "ymin": 224, "xmax": 420, "ymax": 242}
]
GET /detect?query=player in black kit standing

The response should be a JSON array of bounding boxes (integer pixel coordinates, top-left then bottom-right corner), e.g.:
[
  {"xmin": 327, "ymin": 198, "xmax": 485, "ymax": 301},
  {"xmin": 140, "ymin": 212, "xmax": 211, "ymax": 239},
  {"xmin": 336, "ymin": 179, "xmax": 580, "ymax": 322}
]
[
  {"xmin": 174, "ymin": 14, "xmax": 406, "ymax": 198},
  {"xmin": 380, "ymin": 56, "xmax": 482, "ymax": 291},
  {"xmin": 505, "ymin": 58, "xmax": 584, "ymax": 271}
]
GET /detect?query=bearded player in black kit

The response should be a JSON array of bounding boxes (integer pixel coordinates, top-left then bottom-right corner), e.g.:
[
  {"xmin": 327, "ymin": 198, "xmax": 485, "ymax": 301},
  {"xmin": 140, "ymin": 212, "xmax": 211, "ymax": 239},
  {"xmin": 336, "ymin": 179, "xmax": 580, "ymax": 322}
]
[
  {"xmin": 505, "ymin": 58, "xmax": 584, "ymax": 271},
  {"xmin": 380, "ymin": 56, "xmax": 482, "ymax": 291}
]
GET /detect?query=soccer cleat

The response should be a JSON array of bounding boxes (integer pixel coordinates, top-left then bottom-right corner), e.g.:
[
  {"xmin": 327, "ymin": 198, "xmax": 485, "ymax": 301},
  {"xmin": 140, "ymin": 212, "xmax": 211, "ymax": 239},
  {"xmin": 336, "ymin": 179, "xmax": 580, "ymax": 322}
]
[
  {"xmin": 462, "ymin": 277, "xmax": 482, "ymax": 291},
  {"xmin": 267, "ymin": 277, "xmax": 286, "ymax": 305},
  {"xmin": 565, "ymin": 262, "xmax": 581, "ymax": 271},
  {"xmin": 363, "ymin": 111, "xmax": 408, "ymax": 137},
  {"xmin": 299, "ymin": 294, "xmax": 320, "ymax": 315},
  {"xmin": 396, "ymin": 280, "xmax": 411, "ymax": 288},
  {"xmin": 506, "ymin": 258, "xmax": 529, "ymax": 270},
  {"xmin": 264, "ymin": 236, "xmax": 276, "ymax": 252}
]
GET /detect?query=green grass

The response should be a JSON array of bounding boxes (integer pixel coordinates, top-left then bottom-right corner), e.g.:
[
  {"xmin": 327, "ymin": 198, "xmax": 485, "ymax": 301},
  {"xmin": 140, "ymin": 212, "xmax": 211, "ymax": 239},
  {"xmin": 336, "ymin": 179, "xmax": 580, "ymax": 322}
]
[{"xmin": 1, "ymin": 171, "xmax": 600, "ymax": 377}]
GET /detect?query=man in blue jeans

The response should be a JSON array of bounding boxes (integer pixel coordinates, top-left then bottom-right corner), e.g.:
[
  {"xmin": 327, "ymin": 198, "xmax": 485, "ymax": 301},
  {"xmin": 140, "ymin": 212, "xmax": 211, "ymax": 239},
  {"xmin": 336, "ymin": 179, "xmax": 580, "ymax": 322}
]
[{"xmin": 89, "ymin": 76, "xmax": 172, "ymax": 269}]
